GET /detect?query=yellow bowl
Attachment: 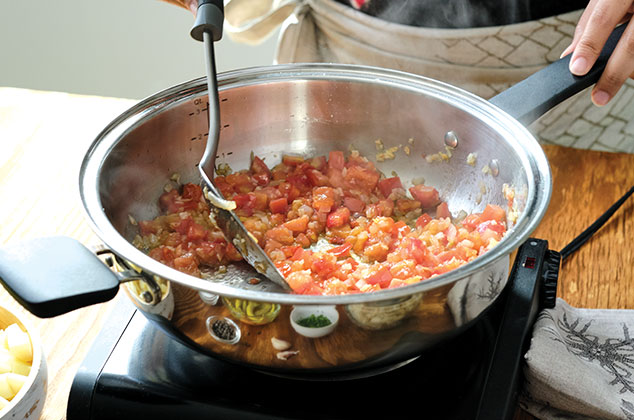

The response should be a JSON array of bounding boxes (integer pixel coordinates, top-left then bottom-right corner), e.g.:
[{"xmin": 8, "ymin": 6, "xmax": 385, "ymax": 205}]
[{"xmin": 0, "ymin": 305, "xmax": 47, "ymax": 420}]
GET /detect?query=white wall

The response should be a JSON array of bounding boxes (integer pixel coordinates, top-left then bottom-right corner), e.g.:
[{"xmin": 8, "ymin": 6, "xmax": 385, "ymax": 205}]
[{"xmin": 0, "ymin": 0, "xmax": 279, "ymax": 99}]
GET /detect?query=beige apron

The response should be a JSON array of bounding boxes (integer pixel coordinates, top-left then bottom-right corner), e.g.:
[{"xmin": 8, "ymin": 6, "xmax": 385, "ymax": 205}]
[{"xmin": 225, "ymin": 0, "xmax": 634, "ymax": 153}]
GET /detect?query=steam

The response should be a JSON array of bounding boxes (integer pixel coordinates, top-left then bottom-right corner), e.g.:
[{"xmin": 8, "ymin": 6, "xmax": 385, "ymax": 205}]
[{"xmin": 360, "ymin": 0, "xmax": 531, "ymax": 28}]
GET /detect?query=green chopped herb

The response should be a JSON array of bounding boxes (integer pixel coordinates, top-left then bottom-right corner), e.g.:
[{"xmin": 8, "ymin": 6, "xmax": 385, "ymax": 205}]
[{"xmin": 297, "ymin": 314, "xmax": 331, "ymax": 328}]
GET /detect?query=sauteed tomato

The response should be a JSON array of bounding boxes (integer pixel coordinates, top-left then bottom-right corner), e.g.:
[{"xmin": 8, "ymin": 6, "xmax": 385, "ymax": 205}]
[{"xmin": 134, "ymin": 151, "xmax": 507, "ymax": 295}]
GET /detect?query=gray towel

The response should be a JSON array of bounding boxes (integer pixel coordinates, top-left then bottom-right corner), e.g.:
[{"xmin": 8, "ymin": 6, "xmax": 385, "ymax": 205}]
[{"xmin": 521, "ymin": 298, "xmax": 634, "ymax": 420}]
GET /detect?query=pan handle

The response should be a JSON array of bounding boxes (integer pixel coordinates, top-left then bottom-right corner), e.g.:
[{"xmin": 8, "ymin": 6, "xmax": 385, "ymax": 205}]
[
  {"xmin": 489, "ymin": 24, "xmax": 626, "ymax": 126},
  {"xmin": 0, "ymin": 237, "xmax": 134, "ymax": 318}
]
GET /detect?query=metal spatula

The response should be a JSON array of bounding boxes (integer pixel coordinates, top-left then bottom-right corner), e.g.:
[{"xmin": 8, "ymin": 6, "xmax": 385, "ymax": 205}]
[{"xmin": 190, "ymin": 1, "xmax": 290, "ymax": 291}]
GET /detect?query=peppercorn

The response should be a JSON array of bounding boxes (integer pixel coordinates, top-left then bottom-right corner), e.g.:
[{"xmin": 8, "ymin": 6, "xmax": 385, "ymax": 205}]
[{"xmin": 212, "ymin": 319, "xmax": 236, "ymax": 341}]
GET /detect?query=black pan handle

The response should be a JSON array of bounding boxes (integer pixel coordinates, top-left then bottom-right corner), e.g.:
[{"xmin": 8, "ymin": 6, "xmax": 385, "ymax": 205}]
[
  {"xmin": 489, "ymin": 24, "xmax": 626, "ymax": 126},
  {"xmin": 0, "ymin": 237, "xmax": 120, "ymax": 318}
]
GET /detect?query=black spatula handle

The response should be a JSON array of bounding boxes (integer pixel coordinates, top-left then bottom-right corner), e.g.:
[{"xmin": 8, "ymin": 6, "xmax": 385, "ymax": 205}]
[{"xmin": 190, "ymin": 0, "xmax": 224, "ymax": 42}]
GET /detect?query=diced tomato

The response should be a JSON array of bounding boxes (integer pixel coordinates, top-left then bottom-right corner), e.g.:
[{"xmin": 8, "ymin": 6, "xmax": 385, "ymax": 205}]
[
  {"xmin": 252, "ymin": 191, "xmax": 269, "ymax": 211},
  {"xmin": 326, "ymin": 168, "xmax": 345, "ymax": 189},
  {"xmin": 415, "ymin": 213, "xmax": 432, "ymax": 229},
  {"xmin": 312, "ymin": 186, "xmax": 337, "ymax": 213},
  {"xmin": 326, "ymin": 207, "xmax": 351, "ymax": 228},
  {"xmin": 250, "ymin": 156, "xmax": 271, "ymax": 175},
  {"xmin": 311, "ymin": 253, "xmax": 337, "ymax": 278},
  {"xmin": 328, "ymin": 151, "xmax": 345, "ymax": 170},
  {"xmin": 345, "ymin": 165, "xmax": 380, "ymax": 192},
  {"xmin": 405, "ymin": 238, "xmax": 437, "ymax": 266},
  {"xmin": 282, "ymin": 215, "xmax": 309, "ymax": 233},
  {"xmin": 149, "ymin": 246, "xmax": 175, "ymax": 265},
  {"xmin": 232, "ymin": 193, "xmax": 255, "ymax": 210},
  {"xmin": 409, "ymin": 185, "xmax": 440, "ymax": 208},
  {"xmin": 461, "ymin": 214, "xmax": 481, "ymax": 230},
  {"xmin": 187, "ymin": 222, "xmax": 208, "ymax": 241},
  {"xmin": 328, "ymin": 243, "xmax": 352, "ymax": 258},
  {"xmin": 214, "ymin": 176, "xmax": 234, "ymax": 197},
  {"xmin": 306, "ymin": 168, "xmax": 330, "ymax": 187},
  {"xmin": 269, "ymin": 197, "xmax": 288, "ymax": 214},
  {"xmin": 477, "ymin": 220, "xmax": 506, "ymax": 235},
  {"xmin": 282, "ymin": 155, "xmax": 305, "ymax": 166},
  {"xmin": 436, "ymin": 201, "xmax": 451, "ymax": 219},
  {"xmin": 194, "ymin": 241, "xmax": 224, "ymax": 265},
  {"xmin": 363, "ymin": 242, "xmax": 390, "ymax": 262},
  {"xmin": 366, "ymin": 266, "xmax": 393, "ymax": 288},
  {"xmin": 296, "ymin": 232, "xmax": 311, "ymax": 247},
  {"xmin": 343, "ymin": 196, "xmax": 365, "ymax": 213},
  {"xmin": 181, "ymin": 184, "xmax": 203, "ymax": 203},
  {"xmin": 391, "ymin": 220, "xmax": 410, "ymax": 237},
  {"xmin": 286, "ymin": 270, "xmax": 318, "ymax": 294},
  {"xmin": 481, "ymin": 204, "xmax": 506, "ymax": 223},
  {"xmin": 173, "ymin": 252, "xmax": 200, "ymax": 276},
  {"xmin": 139, "ymin": 220, "xmax": 160, "ymax": 235},
  {"xmin": 265, "ymin": 226, "xmax": 294, "ymax": 245},
  {"xmin": 159, "ymin": 189, "xmax": 181, "ymax": 213},
  {"xmin": 226, "ymin": 172, "xmax": 256, "ymax": 194},
  {"xmin": 287, "ymin": 173, "xmax": 312, "ymax": 193},
  {"xmin": 378, "ymin": 177, "xmax": 403, "ymax": 198},
  {"xmin": 277, "ymin": 182, "xmax": 301, "ymax": 201}
]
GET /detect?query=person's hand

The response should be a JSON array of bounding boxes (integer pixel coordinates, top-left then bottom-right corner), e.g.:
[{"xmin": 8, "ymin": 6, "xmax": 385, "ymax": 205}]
[
  {"xmin": 561, "ymin": 0, "xmax": 634, "ymax": 106},
  {"xmin": 162, "ymin": 0, "xmax": 198, "ymax": 15}
]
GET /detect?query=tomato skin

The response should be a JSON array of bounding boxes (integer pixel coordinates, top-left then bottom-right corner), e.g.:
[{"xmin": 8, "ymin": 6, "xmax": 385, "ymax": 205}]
[
  {"xmin": 250, "ymin": 156, "xmax": 271, "ymax": 174},
  {"xmin": 326, "ymin": 207, "xmax": 351, "ymax": 228},
  {"xmin": 269, "ymin": 197, "xmax": 288, "ymax": 214},
  {"xmin": 409, "ymin": 185, "xmax": 440, "ymax": 208},
  {"xmin": 328, "ymin": 151, "xmax": 345, "ymax": 170},
  {"xmin": 378, "ymin": 177, "xmax": 403, "ymax": 198}
]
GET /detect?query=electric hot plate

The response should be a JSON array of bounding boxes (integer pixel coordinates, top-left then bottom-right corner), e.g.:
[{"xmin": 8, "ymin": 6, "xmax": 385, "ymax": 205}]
[{"xmin": 67, "ymin": 238, "xmax": 559, "ymax": 420}]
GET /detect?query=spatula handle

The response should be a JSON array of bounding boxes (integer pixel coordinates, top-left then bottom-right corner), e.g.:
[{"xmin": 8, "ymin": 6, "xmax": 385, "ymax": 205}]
[{"xmin": 190, "ymin": 0, "xmax": 224, "ymax": 42}]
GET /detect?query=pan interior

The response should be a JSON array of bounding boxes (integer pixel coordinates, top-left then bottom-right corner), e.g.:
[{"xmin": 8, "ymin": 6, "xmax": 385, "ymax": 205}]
[{"xmin": 85, "ymin": 65, "xmax": 548, "ymax": 303}]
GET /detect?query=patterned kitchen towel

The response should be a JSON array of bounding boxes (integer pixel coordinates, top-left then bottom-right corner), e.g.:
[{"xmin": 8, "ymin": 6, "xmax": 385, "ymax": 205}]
[{"xmin": 521, "ymin": 298, "xmax": 634, "ymax": 420}]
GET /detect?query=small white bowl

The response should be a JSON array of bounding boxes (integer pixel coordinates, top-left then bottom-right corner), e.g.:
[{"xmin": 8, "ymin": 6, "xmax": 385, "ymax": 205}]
[
  {"xmin": 290, "ymin": 305, "xmax": 339, "ymax": 338},
  {"xmin": 0, "ymin": 305, "xmax": 47, "ymax": 420}
]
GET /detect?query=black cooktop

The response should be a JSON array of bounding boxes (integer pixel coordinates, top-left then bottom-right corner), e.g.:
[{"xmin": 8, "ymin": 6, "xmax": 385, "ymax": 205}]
[{"xmin": 67, "ymin": 239, "xmax": 558, "ymax": 420}]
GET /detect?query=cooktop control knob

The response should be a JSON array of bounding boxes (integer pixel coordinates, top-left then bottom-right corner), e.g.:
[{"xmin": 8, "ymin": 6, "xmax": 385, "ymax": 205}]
[{"xmin": 540, "ymin": 249, "xmax": 561, "ymax": 309}]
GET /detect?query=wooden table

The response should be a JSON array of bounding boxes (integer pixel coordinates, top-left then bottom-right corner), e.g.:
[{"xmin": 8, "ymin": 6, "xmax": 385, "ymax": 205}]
[{"xmin": 0, "ymin": 87, "xmax": 633, "ymax": 419}]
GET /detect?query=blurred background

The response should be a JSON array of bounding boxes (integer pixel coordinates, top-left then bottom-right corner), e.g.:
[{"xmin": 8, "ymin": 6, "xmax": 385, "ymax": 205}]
[{"xmin": 0, "ymin": 0, "xmax": 279, "ymax": 99}]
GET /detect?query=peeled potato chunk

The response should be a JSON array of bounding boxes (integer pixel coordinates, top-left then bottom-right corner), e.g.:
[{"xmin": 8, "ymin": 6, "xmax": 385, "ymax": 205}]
[
  {"xmin": 5, "ymin": 324, "xmax": 32, "ymax": 363},
  {"xmin": 5, "ymin": 373, "xmax": 27, "ymax": 394},
  {"xmin": 0, "ymin": 374, "xmax": 16, "ymax": 401}
]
